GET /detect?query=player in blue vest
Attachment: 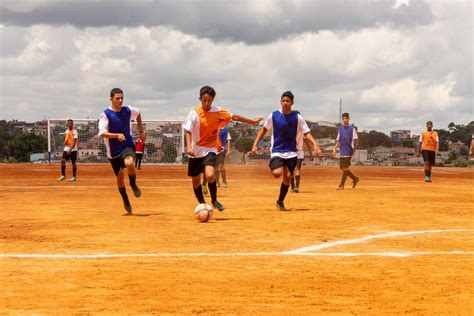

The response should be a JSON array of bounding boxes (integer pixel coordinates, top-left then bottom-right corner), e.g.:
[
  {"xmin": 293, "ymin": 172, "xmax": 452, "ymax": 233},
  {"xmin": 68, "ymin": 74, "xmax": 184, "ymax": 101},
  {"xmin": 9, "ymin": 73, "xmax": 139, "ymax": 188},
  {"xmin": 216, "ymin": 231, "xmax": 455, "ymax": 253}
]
[
  {"xmin": 252, "ymin": 91, "xmax": 321, "ymax": 211},
  {"xmin": 98, "ymin": 88, "xmax": 145, "ymax": 214},
  {"xmin": 332, "ymin": 112, "xmax": 359, "ymax": 190},
  {"xmin": 202, "ymin": 125, "xmax": 232, "ymax": 193}
]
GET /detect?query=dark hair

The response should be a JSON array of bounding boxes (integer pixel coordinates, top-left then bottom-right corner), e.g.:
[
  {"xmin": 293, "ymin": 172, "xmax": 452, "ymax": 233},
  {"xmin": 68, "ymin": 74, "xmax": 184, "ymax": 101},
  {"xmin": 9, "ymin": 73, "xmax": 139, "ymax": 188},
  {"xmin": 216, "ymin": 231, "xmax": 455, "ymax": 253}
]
[
  {"xmin": 200, "ymin": 85, "xmax": 216, "ymax": 98},
  {"xmin": 342, "ymin": 112, "xmax": 350, "ymax": 119},
  {"xmin": 281, "ymin": 91, "xmax": 294, "ymax": 102},
  {"xmin": 110, "ymin": 88, "xmax": 123, "ymax": 98},
  {"xmin": 67, "ymin": 119, "xmax": 73, "ymax": 123},
  {"xmin": 426, "ymin": 121, "xmax": 433, "ymax": 125}
]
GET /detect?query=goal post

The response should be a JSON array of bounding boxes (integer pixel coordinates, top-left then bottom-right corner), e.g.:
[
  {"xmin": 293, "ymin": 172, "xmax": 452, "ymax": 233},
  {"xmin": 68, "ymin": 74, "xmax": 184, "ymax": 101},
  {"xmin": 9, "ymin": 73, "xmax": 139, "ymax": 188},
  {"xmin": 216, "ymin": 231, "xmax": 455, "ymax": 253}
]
[{"xmin": 48, "ymin": 118, "xmax": 185, "ymax": 164}]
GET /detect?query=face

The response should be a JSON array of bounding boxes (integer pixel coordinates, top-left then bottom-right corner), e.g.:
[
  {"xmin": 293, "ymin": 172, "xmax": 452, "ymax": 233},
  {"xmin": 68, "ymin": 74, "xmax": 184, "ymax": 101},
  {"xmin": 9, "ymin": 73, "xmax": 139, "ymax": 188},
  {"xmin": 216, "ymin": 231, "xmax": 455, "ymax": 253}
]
[
  {"xmin": 342, "ymin": 116, "xmax": 350, "ymax": 125},
  {"xmin": 111, "ymin": 93, "xmax": 124, "ymax": 108},
  {"xmin": 280, "ymin": 96, "xmax": 293, "ymax": 113},
  {"xmin": 199, "ymin": 94, "xmax": 214, "ymax": 110},
  {"xmin": 426, "ymin": 122, "xmax": 433, "ymax": 131},
  {"xmin": 67, "ymin": 121, "xmax": 73, "ymax": 129}
]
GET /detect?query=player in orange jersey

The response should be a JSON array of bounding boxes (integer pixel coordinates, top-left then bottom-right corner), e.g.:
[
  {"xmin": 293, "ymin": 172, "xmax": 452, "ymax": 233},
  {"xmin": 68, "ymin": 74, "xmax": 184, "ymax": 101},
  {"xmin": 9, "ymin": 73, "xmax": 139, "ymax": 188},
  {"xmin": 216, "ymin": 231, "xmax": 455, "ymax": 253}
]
[
  {"xmin": 417, "ymin": 121, "xmax": 439, "ymax": 182},
  {"xmin": 57, "ymin": 119, "xmax": 78, "ymax": 181},
  {"xmin": 183, "ymin": 85, "xmax": 262, "ymax": 211}
]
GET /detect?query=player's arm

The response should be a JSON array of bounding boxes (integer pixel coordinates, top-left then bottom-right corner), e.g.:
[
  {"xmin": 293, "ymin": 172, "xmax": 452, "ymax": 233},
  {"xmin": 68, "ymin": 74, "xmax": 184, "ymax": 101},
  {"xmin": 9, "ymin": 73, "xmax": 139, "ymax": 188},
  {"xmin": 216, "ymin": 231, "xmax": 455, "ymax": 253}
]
[
  {"xmin": 252, "ymin": 127, "xmax": 267, "ymax": 154},
  {"xmin": 352, "ymin": 138, "xmax": 358, "ymax": 156},
  {"xmin": 136, "ymin": 113, "xmax": 146, "ymax": 141},
  {"xmin": 303, "ymin": 132, "xmax": 322, "ymax": 157},
  {"xmin": 226, "ymin": 139, "xmax": 232, "ymax": 157},
  {"xmin": 185, "ymin": 130, "xmax": 195, "ymax": 157},
  {"xmin": 333, "ymin": 140, "xmax": 340, "ymax": 157},
  {"xmin": 231, "ymin": 114, "xmax": 263, "ymax": 125}
]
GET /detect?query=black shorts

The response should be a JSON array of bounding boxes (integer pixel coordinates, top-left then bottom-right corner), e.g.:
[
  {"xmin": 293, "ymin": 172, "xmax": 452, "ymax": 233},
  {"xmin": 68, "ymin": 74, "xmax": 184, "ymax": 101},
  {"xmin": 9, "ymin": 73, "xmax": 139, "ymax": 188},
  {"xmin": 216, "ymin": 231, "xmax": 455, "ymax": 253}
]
[
  {"xmin": 109, "ymin": 147, "xmax": 136, "ymax": 176},
  {"xmin": 188, "ymin": 153, "xmax": 217, "ymax": 177},
  {"xmin": 216, "ymin": 150, "xmax": 226, "ymax": 165},
  {"xmin": 422, "ymin": 150, "xmax": 436, "ymax": 166},
  {"xmin": 340, "ymin": 157, "xmax": 352, "ymax": 169},
  {"xmin": 296, "ymin": 158, "xmax": 304, "ymax": 169},
  {"xmin": 136, "ymin": 153, "xmax": 143, "ymax": 160},
  {"xmin": 62, "ymin": 151, "xmax": 77, "ymax": 162},
  {"xmin": 269, "ymin": 156, "xmax": 298, "ymax": 174}
]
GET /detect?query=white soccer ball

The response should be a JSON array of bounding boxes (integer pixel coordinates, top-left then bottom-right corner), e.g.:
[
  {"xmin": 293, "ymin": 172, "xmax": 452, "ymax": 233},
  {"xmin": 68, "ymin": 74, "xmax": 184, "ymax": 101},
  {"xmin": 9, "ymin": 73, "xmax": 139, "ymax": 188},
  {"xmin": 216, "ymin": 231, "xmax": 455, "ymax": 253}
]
[{"xmin": 194, "ymin": 203, "xmax": 213, "ymax": 222}]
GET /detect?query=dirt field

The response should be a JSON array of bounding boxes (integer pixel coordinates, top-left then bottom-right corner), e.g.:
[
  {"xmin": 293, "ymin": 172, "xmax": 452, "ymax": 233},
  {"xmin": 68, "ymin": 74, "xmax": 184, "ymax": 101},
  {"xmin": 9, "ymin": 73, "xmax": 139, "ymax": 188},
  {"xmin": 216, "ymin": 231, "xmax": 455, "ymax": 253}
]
[{"xmin": 1, "ymin": 163, "xmax": 473, "ymax": 314}]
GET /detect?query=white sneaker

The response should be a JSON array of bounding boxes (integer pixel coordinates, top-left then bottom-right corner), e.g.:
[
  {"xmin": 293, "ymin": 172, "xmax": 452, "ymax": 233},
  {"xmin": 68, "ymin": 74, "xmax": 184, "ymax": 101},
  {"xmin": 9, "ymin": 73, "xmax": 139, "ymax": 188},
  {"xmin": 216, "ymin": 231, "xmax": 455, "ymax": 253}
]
[
  {"xmin": 57, "ymin": 176, "xmax": 66, "ymax": 181},
  {"xmin": 69, "ymin": 176, "xmax": 77, "ymax": 181}
]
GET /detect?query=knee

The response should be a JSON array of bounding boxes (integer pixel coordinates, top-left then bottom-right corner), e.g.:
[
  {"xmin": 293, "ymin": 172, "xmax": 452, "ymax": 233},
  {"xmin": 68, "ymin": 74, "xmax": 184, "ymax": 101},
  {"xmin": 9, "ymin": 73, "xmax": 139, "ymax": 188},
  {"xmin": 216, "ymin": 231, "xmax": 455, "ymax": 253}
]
[
  {"xmin": 271, "ymin": 171, "xmax": 282, "ymax": 178},
  {"xmin": 124, "ymin": 157, "xmax": 134, "ymax": 166},
  {"xmin": 206, "ymin": 175, "xmax": 216, "ymax": 183}
]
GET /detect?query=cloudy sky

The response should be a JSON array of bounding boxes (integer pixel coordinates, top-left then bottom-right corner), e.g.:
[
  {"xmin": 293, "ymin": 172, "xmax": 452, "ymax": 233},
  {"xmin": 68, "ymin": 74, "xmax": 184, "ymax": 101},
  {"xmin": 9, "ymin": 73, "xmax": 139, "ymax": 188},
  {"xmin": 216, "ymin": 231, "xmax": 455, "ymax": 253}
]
[{"xmin": 0, "ymin": 0, "xmax": 472, "ymax": 134}]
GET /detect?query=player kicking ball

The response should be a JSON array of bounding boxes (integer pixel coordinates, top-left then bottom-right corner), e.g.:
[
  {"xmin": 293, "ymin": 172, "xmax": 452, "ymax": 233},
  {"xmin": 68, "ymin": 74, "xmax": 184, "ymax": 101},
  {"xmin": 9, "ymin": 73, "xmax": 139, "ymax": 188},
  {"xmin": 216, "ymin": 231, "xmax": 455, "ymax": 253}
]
[
  {"xmin": 252, "ymin": 91, "xmax": 321, "ymax": 211},
  {"xmin": 183, "ymin": 85, "xmax": 262, "ymax": 211},
  {"xmin": 98, "ymin": 88, "xmax": 145, "ymax": 214}
]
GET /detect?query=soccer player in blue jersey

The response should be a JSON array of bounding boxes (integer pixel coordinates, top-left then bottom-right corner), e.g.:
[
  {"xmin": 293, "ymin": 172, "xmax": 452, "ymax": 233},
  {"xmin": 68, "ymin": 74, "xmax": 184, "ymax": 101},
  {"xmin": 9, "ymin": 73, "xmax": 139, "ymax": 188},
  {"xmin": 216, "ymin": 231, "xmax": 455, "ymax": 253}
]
[
  {"xmin": 202, "ymin": 125, "xmax": 232, "ymax": 194},
  {"xmin": 98, "ymin": 88, "xmax": 145, "ymax": 214},
  {"xmin": 252, "ymin": 91, "xmax": 321, "ymax": 211},
  {"xmin": 332, "ymin": 112, "xmax": 359, "ymax": 190}
]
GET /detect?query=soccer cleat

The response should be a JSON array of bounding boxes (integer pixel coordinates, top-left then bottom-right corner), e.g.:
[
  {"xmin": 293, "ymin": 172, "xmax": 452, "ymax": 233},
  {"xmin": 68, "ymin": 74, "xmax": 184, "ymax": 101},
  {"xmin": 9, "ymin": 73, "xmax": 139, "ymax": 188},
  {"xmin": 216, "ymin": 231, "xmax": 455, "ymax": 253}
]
[
  {"xmin": 337, "ymin": 185, "xmax": 344, "ymax": 190},
  {"xmin": 69, "ymin": 176, "xmax": 77, "ymax": 182},
  {"xmin": 202, "ymin": 185, "xmax": 208, "ymax": 195},
  {"xmin": 123, "ymin": 200, "xmax": 133, "ymax": 214},
  {"xmin": 424, "ymin": 176, "xmax": 431, "ymax": 182},
  {"xmin": 131, "ymin": 183, "xmax": 141, "ymax": 198},
  {"xmin": 290, "ymin": 188, "xmax": 295, "ymax": 193},
  {"xmin": 57, "ymin": 175, "xmax": 66, "ymax": 181},
  {"xmin": 212, "ymin": 200, "xmax": 225, "ymax": 212},
  {"xmin": 276, "ymin": 200, "xmax": 289, "ymax": 211},
  {"xmin": 223, "ymin": 182, "xmax": 228, "ymax": 188},
  {"xmin": 352, "ymin": 177, "xmax": 359, "ymax": 188}
]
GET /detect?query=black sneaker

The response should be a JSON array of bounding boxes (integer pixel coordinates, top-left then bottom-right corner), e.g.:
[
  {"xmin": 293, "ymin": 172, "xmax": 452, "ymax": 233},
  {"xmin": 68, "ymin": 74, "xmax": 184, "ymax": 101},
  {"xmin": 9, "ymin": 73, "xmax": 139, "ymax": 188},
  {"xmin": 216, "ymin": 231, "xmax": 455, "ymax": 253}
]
[
  {"xmin": 131, "ymin": 184, "xmax": 141, "ymax": 198},
  {"xmin": 212, "ymin": 200, "xmax": 225, "ymax": 212},
  {"xmin": 294, "ymin": 187, "xmax": 299, "ymax": 193},
  {"xmin": 337, "ymin": 185, "xmax": 344, "ymax": 190},
  {"xmin": 352, "ymin": 177, "xmax": 359, "ymax": 188},
  {"xmin": 276, "ymin": 200, "xmax": 289, "ymax": 211},
  {"xmin": 123, "ymin": 200, "xmax": 133, "ymax": 214}
]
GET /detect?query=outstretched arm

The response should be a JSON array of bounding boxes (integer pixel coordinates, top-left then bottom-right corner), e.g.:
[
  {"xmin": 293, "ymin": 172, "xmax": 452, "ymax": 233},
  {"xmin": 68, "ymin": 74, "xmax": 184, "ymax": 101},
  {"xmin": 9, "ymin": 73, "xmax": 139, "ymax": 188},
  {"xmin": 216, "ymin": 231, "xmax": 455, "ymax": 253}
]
[
  {"xmin": 232, "ymin": 114, "xmax": 263, "ymax": 125},
  {"xmin": 136, "ymin": 113, "xmax": 146, "ymax": 141},
  {"xmin": 252, "ymin": 127, "xmax": 268, "ymax": 154}
]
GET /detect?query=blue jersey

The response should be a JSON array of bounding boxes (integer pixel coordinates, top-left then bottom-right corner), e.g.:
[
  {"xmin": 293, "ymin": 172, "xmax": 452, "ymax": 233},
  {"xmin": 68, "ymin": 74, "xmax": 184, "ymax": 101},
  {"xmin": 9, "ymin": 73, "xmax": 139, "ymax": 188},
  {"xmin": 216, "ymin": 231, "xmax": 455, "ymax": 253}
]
[
  {"xmin": 271, "ymin": 110, "xmax": 299, "ymax": 153},
  {"xmin": 337, "ymin": 125, "xmax": 356, "ymax": 157},
  {"xmin": 98, "ymin": 105, "xmax": 139, "ymax": 159},
  {"xmin": 219, "ymin": 128, "xmax": 229, "ymax": 151}
]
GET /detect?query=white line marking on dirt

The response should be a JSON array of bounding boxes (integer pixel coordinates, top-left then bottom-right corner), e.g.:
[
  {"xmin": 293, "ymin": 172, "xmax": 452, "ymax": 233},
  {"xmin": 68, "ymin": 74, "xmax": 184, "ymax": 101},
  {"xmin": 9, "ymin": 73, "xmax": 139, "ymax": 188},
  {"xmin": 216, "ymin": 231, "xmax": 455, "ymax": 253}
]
[{"xmin": 1, "ymin": 229, "xmax": 471, "ymax": 259}]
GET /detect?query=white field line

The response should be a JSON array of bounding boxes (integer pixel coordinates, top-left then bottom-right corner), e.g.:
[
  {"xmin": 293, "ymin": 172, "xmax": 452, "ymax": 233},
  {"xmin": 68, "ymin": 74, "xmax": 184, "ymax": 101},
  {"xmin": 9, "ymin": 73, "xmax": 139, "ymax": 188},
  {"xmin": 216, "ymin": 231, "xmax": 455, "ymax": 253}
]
[
  {"xmin": 281, "ymin": 229, "xmax": 467, "ymax": 254},
  {"xmin": 1, "ymin": 229, "xmax": 472, "ymax": 259}
]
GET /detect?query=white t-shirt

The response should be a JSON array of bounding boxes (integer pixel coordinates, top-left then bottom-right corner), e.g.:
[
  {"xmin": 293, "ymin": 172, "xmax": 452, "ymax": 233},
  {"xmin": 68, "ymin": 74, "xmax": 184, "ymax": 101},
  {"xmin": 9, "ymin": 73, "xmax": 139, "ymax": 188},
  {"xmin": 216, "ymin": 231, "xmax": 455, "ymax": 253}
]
[
  {"xmin": 296, "ymin": 131, "xmax": 305, "ymax": 159},
  {"xmin": 263, "ymin": 110, "xmax": 310, "ymax": 159}
]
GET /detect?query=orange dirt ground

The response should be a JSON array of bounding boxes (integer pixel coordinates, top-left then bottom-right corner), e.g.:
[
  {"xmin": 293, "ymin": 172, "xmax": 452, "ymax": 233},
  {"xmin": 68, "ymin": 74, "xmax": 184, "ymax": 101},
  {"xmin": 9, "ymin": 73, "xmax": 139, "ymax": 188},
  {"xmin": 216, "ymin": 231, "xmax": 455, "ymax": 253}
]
[{"xmin": 1, "ymin": 163, "xmax": 473, "ymax": 314}]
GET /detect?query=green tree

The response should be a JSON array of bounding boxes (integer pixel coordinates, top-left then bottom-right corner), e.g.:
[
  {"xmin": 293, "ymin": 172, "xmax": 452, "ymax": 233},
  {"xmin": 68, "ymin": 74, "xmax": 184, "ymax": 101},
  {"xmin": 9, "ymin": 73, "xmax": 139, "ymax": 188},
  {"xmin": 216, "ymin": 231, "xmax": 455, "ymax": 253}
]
[
  {"xmin": 6, "ymin": 133, "xmax": 47, "ymax": 162},
  {"xmin": 0, "ymin": 120, "xmax": 16, "ymax": 160},
  {"xmin": 358, "ymin": 130, "xmax": 392, "ymax": 150},
  {"xmin": 160, "ymin": 137, "xmax": 177, "ymax": 163},
  {"xmin": 311, "ymin": 126, "xmax": 338, "ymax": 139},
  {"xmin": 234, "ymin": 137, "xmax": 254, "ymax": 153}
]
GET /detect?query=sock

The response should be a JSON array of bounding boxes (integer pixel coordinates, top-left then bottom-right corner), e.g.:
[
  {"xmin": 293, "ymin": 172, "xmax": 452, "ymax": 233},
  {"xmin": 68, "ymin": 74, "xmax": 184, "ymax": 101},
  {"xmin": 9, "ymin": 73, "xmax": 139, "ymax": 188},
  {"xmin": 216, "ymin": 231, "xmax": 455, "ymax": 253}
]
[
  {"xmin": 295, "ymin": 175, "xmax": 300, "ymax": 188},
  {"xmin": 61, "ymin": 165, "xmax": 66, "ymax": 176},
  {"xmin": 340, "ymin": 171, "xmax": 348, "ymax": 186},
  {"xmin": 208, "ymin": 181, "xmax": 217, "ymax": 202},
  {"xmin": 290, "ymin": 176, "xmax": 295, "ymax": 190},
  {"xmin": 278, "ymin": 183, "xmax": 290, "ymax": 203},
  {"xmin": 346, "ymin": 170, "xmax": 356, "ymax": 180},
  {"xmin": 73, "ymin": 167, "xmax": 77, "ymax": 177},
  {"xmin": 193, "ymin": 185, "xmax": 206, "ymax": 204},
  {"xmin": 118, "ymin": 187, "xmax": 130, "ymax": 204},
  {"xmin": 129, "ymin": 174, "xmax": 137, "ymax": 187},
  {"xmin": 424, "ymin": 170, "xmax": 429, "ymax": 177},
  {"xmin": 138, "ymin": 159, "xmax": 141, "ymax": 169},
  {"xmin": 221, "ymin": 170, "xmax": 227, "ymax": 184},
  {"xmin": 428, "ymin": 170, "xmax": 431, "ymax": 177}
]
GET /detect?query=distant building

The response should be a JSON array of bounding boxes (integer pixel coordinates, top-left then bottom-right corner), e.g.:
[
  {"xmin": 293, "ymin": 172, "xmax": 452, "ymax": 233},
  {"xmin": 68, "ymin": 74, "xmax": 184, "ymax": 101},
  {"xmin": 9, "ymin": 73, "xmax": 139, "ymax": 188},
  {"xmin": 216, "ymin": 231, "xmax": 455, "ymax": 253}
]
[
  {"xmin": 448, "ymin": 141, "xmax": 466, "ymax": 153},
  {"xmin": 390, "ymin": 130, "xmax": 411, "ymax": 147}
]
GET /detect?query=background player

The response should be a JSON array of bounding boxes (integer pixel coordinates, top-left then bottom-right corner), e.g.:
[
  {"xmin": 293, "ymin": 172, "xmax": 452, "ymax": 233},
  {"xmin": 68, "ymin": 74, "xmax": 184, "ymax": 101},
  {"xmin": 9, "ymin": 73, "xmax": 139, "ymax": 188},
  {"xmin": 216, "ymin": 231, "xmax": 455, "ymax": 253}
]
[{"xmin": 57, "ymin": 119, "xmax": 78, "ymax": 181}]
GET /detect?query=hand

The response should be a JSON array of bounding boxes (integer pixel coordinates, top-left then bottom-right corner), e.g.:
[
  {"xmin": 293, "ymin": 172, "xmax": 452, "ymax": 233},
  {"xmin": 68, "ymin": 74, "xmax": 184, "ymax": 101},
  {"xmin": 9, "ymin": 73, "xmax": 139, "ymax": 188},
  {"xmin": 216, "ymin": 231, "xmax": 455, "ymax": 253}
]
[
  {"xmin": 187, "ymin": 149, "xmax": 195, "ymax": 157},
  {"xmin": 332, "ymin": 149, "xmax": 337, "ymax": 157},
  {"xmin": 139, "ymin": 131, "xmax": 146, "ymax": 141},
  {"xmin": 252, "ymin": 117, "xmax": 264, "ymax": 125},
  {"xmin": 416, "ymin": 153, "xmax": 420, "ymax": 157},
  {"xmin": 67, "ymin": 149, "xmax": 72, "ymax": 154},
  {"xmin": 251, "ymin": 144, "xmax": 259, "ymax": 155},
  {"xmin": 226, "ymin": 150, "xmax": 231, "ymax": 158},
  {"xmin": 313, "ymin": 148, "xmax": 322, "ymax": 157},
  {"xmin": 117, "ymin": 134, "xmax": 126, "ymax": 142}
]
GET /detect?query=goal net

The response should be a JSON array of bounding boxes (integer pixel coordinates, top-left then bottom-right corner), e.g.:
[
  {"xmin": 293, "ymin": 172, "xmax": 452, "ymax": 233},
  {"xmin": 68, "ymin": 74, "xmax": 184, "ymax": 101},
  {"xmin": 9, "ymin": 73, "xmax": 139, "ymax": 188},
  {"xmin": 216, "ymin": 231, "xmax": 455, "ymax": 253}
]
[{"xmin": 48, "ymin": 119, "xmax": 185, "ymax": 164}]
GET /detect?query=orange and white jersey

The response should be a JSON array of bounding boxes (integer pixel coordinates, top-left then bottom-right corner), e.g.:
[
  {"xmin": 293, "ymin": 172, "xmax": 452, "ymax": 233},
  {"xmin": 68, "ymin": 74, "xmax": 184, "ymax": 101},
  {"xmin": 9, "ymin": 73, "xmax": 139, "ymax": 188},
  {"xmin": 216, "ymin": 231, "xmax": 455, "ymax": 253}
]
[
  {"xmin": 296, "ymin": 131, "xmax": 305, "ymax": 159},
  {"xmin": 63, "ymin": 128, "xmax": 78, "ymax": 151},
  {"xmin": 183, "ymin": 105, "xmax": 232, "ymax": 158},
  {"xmin": 419, "ymin": 130, "xmax": 439, "ymax": 151}
]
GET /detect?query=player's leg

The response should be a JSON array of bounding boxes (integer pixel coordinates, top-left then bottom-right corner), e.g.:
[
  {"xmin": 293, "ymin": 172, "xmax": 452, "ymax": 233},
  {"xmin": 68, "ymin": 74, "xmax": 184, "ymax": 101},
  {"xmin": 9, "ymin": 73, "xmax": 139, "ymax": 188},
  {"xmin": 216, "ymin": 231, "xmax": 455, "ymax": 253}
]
[
  {"xmin": 204, "ymin": 155, "xmax": 224, "ymax": 211},
  {"xmin": 112, "ymin": 158, "xmax": 132, "ymax": 214},
  {"xmin": 138, "ymin": 154, "xmax": 142, "ymax": 170},
  {"xmin": 270, "ymin": 157, "xmax": 284, "ymax": 178},
  {"xmin": 57, "ymin": 152, "xmax": 67, "ymax": 180},
  {"xmin": 294, "ymin": 159, "xmax": 303, "ymax": 192},
  {"xmin": 70, "ymin": 152, "xmax": 77, "ymax": 181},
  {"xmin": 124, "ymin": 151, "xmax": 141, "ymax": 197},
  {"xmin": 344, "ymin": 158, "xmax": 358, "ymax": 188},
  {"xmin": 276, "ymin": 158, "xmax": 295, "ymax": 211},
  {"xmin": 202, "ymin": 174, "xmax": 208, "ymax": 195},
  {"xmin": 421, "ymin": 150, "xmax": 431, "ymax": 182},
  {"xmin": 338, "ymin": 158, "xmax": 349, "ymax": 190},
  {"xmin": 220, "ymin": 162, "xmax": 227, "ymax": 187},
  {"xmin": 189, "ymin": 157, "xmax": 206, "ymax": 204}
]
